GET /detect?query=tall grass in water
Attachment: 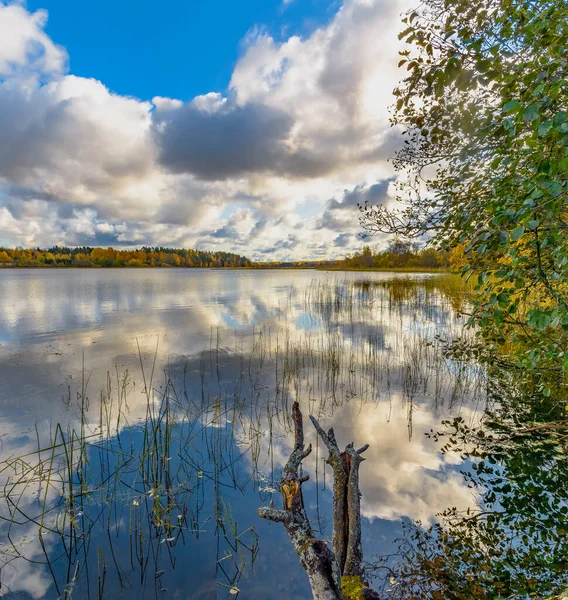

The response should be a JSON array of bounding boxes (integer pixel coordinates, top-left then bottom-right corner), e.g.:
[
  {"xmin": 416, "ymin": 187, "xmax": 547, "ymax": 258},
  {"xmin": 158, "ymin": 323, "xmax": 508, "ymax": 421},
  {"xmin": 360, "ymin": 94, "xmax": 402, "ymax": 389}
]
[
  {"xmin": 0, "ymin": 362, "xmax": 262, "ymax": 599},
  {"xmin": 0, "ymin": 274, "xmax": 485, "ymax": 598}
]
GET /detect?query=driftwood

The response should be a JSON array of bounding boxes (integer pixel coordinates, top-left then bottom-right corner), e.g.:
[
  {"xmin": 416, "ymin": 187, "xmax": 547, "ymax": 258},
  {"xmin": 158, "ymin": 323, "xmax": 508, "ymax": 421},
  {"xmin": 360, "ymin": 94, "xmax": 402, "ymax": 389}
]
[{"xmin": 258, "ymin": 402, "xmax": 380, "ymax": 600}]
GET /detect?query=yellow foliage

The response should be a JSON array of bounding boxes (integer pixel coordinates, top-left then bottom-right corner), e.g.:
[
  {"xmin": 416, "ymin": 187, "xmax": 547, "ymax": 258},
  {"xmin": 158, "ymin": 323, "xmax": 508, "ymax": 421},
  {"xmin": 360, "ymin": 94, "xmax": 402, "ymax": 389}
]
[{"xmin": 449, "ymin": 244, "xmax": 468, "ymax": 272}]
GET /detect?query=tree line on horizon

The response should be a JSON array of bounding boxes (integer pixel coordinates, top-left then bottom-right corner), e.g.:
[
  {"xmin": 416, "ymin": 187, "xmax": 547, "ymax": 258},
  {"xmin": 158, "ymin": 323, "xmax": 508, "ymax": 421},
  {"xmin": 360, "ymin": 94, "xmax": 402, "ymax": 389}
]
[
  {"xmin": 0, "ymin": 242, "xmax": 469, "ymax": 271},
  {"xmin": 336, "ymin": 238, "xmax": 467, "ymax": 271},
  {"xmin": 0, "ymin": 246, "xmax": 252, "ymax": 268}
]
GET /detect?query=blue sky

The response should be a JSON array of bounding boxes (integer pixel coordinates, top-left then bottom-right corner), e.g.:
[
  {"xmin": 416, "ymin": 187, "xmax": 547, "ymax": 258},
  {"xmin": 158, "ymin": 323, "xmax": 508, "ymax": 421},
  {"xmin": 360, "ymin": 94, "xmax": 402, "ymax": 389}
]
[
  {"xmin": 26, "ymin": 0, "xmax": 338, "ymax": 100},
  {"xmin": 0, "ymin": 0, "xmax": 406, "ymax": 260}
]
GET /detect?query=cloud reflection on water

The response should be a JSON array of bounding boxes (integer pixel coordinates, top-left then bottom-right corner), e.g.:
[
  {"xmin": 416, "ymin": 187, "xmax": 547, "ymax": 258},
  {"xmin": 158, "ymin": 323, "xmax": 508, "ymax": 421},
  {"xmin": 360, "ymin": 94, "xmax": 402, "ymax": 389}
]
[{"xmin": 0, "ymin": 269, "xmax": 484, "ymax": 598}]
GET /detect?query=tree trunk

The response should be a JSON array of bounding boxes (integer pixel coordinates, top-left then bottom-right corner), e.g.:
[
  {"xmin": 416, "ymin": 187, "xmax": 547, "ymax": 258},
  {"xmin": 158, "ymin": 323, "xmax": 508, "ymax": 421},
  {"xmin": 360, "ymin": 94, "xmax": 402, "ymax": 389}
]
[{"xmin": 258, "ymin": 402, "xmax": 380, "ymax": 600}]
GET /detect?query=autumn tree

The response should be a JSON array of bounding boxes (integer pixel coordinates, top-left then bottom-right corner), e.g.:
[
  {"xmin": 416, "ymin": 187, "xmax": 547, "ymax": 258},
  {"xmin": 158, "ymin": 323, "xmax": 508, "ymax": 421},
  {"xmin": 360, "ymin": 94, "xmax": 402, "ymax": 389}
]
[
  {"xmin": 0, "ymin": 246, "xmax": 252, "ymax": 269},
  {"xmin": 448, "ymin": 244, "xmax": 467, "ymax": 272},
  {"xmin": 360, "ymin": 0, "xmax": 568, "ymax": 383}
]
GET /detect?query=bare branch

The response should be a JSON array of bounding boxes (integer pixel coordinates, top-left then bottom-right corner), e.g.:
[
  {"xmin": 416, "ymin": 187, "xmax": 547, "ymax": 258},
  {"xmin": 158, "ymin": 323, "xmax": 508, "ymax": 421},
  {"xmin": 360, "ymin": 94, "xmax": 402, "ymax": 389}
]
[
  {"xmin": 259, "ymin": 403, "xmax": 380, "ymax": 600},
  {"xmin": 257, "ymin": 507, "xmax": 291, "ymax": 523},
  {"xmin": 344, "ymin": 450, "xmax": 364, "ymax": 578},
  {"xmin": 258, "ymin": 402, "xmax": 343, "ymax": 600},
  {"xmin": 310, "ymin": 416, "xmax": 341, "ymax": 458}
]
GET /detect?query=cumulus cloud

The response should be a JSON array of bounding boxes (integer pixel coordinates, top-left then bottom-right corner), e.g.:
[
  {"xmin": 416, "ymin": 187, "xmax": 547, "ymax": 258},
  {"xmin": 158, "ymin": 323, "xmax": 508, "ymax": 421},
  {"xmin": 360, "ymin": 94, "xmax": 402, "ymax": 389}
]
[
  {"xmin": 0, "ymin": 2, "xmax": 66, "ymax": 76},
  {"xmin": 156, "ymin": 0, "xmax": 407, "ymax": 182},
  {"xmin": 328, "ymin": 179, "xmax": 393, "ymax": 211},
  {"xmin": 0, "ymin": 76, "xmax": 155, "ymax": 216},
  {"xmin": 312, "ymin": 179, "xmax": 395, "ymax": 248},
  {"xmin": 155, "ymin": 97, "xmax": 299, "ymax": 180},
  {"xmin": 334, "ymin": 232, "xmax": 353, "ymax": 247},
  {"xmin": 0, "ymin": 0, "xmax": 410, "ymax": 259},
  {"xmin": 209, "ymin": 208, "xmax": 259, "ymax": 245}
]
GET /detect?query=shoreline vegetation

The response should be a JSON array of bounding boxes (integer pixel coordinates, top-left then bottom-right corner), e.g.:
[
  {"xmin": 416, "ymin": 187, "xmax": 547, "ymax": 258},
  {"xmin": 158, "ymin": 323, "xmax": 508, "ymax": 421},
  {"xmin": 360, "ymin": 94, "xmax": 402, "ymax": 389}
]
[{"xmin": 0, "ymin": 238, "xmax": 465, "ymax": 272}]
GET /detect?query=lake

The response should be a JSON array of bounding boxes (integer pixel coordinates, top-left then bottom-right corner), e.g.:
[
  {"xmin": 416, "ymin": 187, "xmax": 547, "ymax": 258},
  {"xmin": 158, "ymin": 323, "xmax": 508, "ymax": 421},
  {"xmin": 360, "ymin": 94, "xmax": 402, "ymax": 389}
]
[{"xmin": 0, "ymin": 269, "xmax": 484, "ymax": 599}]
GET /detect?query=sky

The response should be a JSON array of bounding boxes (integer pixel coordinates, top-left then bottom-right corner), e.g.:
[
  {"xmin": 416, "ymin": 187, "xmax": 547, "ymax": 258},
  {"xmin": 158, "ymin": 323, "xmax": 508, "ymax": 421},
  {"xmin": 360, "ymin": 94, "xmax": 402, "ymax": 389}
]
[{"xmin": 0, "ymin": 0, "xmax": 410, "ymax": 261}]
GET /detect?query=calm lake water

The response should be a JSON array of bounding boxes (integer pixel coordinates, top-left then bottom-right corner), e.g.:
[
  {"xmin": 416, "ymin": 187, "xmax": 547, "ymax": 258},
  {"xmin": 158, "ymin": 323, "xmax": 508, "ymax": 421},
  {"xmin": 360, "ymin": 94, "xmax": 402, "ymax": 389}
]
[{"xmin": 0, "ymin": 269, "xmax": 484, "ymax": 599}]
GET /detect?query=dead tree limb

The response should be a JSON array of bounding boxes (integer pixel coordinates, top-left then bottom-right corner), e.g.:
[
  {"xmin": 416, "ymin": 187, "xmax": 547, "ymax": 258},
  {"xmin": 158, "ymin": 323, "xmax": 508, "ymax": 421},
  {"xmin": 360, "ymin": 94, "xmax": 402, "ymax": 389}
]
[
  {"xmin": 258, "ymin": 401, "xmax": 342, "ymax": 600},
  {"xmin": 258, "ymin": 402, "xmax": 380, "ymax": 600}
]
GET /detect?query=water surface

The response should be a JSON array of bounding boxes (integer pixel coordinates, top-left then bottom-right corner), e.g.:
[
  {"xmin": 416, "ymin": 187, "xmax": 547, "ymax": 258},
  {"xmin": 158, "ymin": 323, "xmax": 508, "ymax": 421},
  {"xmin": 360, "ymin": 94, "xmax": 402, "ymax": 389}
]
[{"xmin": 0, "ymin": 269, "xmax": 483, "ymax": 599}]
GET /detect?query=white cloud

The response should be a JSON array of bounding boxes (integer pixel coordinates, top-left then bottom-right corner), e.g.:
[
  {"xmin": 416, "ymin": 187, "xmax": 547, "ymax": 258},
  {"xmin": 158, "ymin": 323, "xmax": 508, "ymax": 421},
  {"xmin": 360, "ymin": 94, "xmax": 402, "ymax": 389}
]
[
  {"xmin": 0, "ymin": 75, "xmax": 155, "ymax": 212},
  {"xmin": 0, "ymin": 0, "xmax": 410, "ymax": 260},
  {"xmin": 0, "ymin": 2, "xmax": 66, "ymax": 77}
]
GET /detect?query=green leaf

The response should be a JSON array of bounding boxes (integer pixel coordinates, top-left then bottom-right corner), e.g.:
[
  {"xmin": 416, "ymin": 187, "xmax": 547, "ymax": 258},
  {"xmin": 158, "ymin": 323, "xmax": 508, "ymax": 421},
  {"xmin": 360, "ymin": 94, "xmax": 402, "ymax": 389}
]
[
  {"xmin": 523, "ymin": 104, "xmax": 539, "ymax": 122},
  {"xmin": 503, "ymin": 99, "xmax": 519, "ymax": 113},
  {"xmin": 491, "ymin": 156, "xmax": 502, "ymax": 169},
  {"xmin": 510, "ymin": 226, "xmax": 525, "ymax": 241},
  {"xmin": 538, "ymin": 121, "xmax": 552, "ymax": 136}
]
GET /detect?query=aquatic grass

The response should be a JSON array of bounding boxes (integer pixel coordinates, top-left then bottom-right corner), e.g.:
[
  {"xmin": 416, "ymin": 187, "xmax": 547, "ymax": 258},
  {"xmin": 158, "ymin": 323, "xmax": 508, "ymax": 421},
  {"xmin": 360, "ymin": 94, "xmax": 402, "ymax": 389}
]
[
  {"xmin": 0, "ymin": 273, "xmax": 486, "ymax": 598},
  {"xmin": 0, "ymin": 363, "xmax": 265, "ymax": 598}
]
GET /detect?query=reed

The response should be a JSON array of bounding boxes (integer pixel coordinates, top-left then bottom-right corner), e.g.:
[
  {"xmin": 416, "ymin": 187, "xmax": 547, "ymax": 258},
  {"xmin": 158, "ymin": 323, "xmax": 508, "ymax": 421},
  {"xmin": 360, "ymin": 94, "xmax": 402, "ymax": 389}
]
[{"xmin": 0, "ymin": 274, "xmax": 485, "ymax": 598}]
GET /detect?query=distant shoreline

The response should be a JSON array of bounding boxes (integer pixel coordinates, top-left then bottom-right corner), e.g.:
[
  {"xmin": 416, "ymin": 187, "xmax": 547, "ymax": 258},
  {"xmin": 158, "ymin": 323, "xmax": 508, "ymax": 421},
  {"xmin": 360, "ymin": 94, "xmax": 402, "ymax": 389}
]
[
  {"xmin": 0, "ymin": 264, "xmax": 449, "ymax": 274},
  {"xmin": 0, "ymin": 245, "xmax": 453, "ymax": 271},
  {"xmin": 316, "ymin": 266, "xmax": 447, "ymax": 273}
]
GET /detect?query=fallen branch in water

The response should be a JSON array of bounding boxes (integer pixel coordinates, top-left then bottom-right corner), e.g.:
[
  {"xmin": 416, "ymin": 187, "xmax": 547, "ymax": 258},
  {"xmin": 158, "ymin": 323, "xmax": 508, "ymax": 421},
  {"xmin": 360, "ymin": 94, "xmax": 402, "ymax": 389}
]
[{"xmin": 258, "ymin": 401, "xmax": 380, "ymax": 600}]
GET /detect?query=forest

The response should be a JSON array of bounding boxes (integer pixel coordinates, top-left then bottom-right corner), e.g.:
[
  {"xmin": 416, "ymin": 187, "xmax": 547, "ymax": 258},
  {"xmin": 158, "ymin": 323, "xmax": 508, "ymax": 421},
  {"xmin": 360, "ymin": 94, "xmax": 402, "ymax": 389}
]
[
  {"xmin": 334, "ymin": 239, "xmax": 468, "ymax": 271},
  {"xmin": 0, "ymin": 241, "xmax": 469, "ymax": 271},
  {"xmin": 0, "ymin": 246, "xmax": 252, "ymax": 268}
]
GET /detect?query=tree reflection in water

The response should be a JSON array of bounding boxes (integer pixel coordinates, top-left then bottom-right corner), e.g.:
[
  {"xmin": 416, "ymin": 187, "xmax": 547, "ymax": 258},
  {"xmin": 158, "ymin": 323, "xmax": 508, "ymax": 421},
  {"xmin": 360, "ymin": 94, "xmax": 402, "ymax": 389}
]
[{"xmin": 375, "ymin": 366, "xmax": 568, "ymax": 599}]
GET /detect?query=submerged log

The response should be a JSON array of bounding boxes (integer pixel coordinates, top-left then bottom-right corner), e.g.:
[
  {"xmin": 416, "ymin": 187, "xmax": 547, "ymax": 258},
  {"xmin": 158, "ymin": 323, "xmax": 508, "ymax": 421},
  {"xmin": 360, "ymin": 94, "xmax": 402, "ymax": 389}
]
[{"xmin": 258, "ymin": 402, "xmax": 380, "ymax": 600}]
